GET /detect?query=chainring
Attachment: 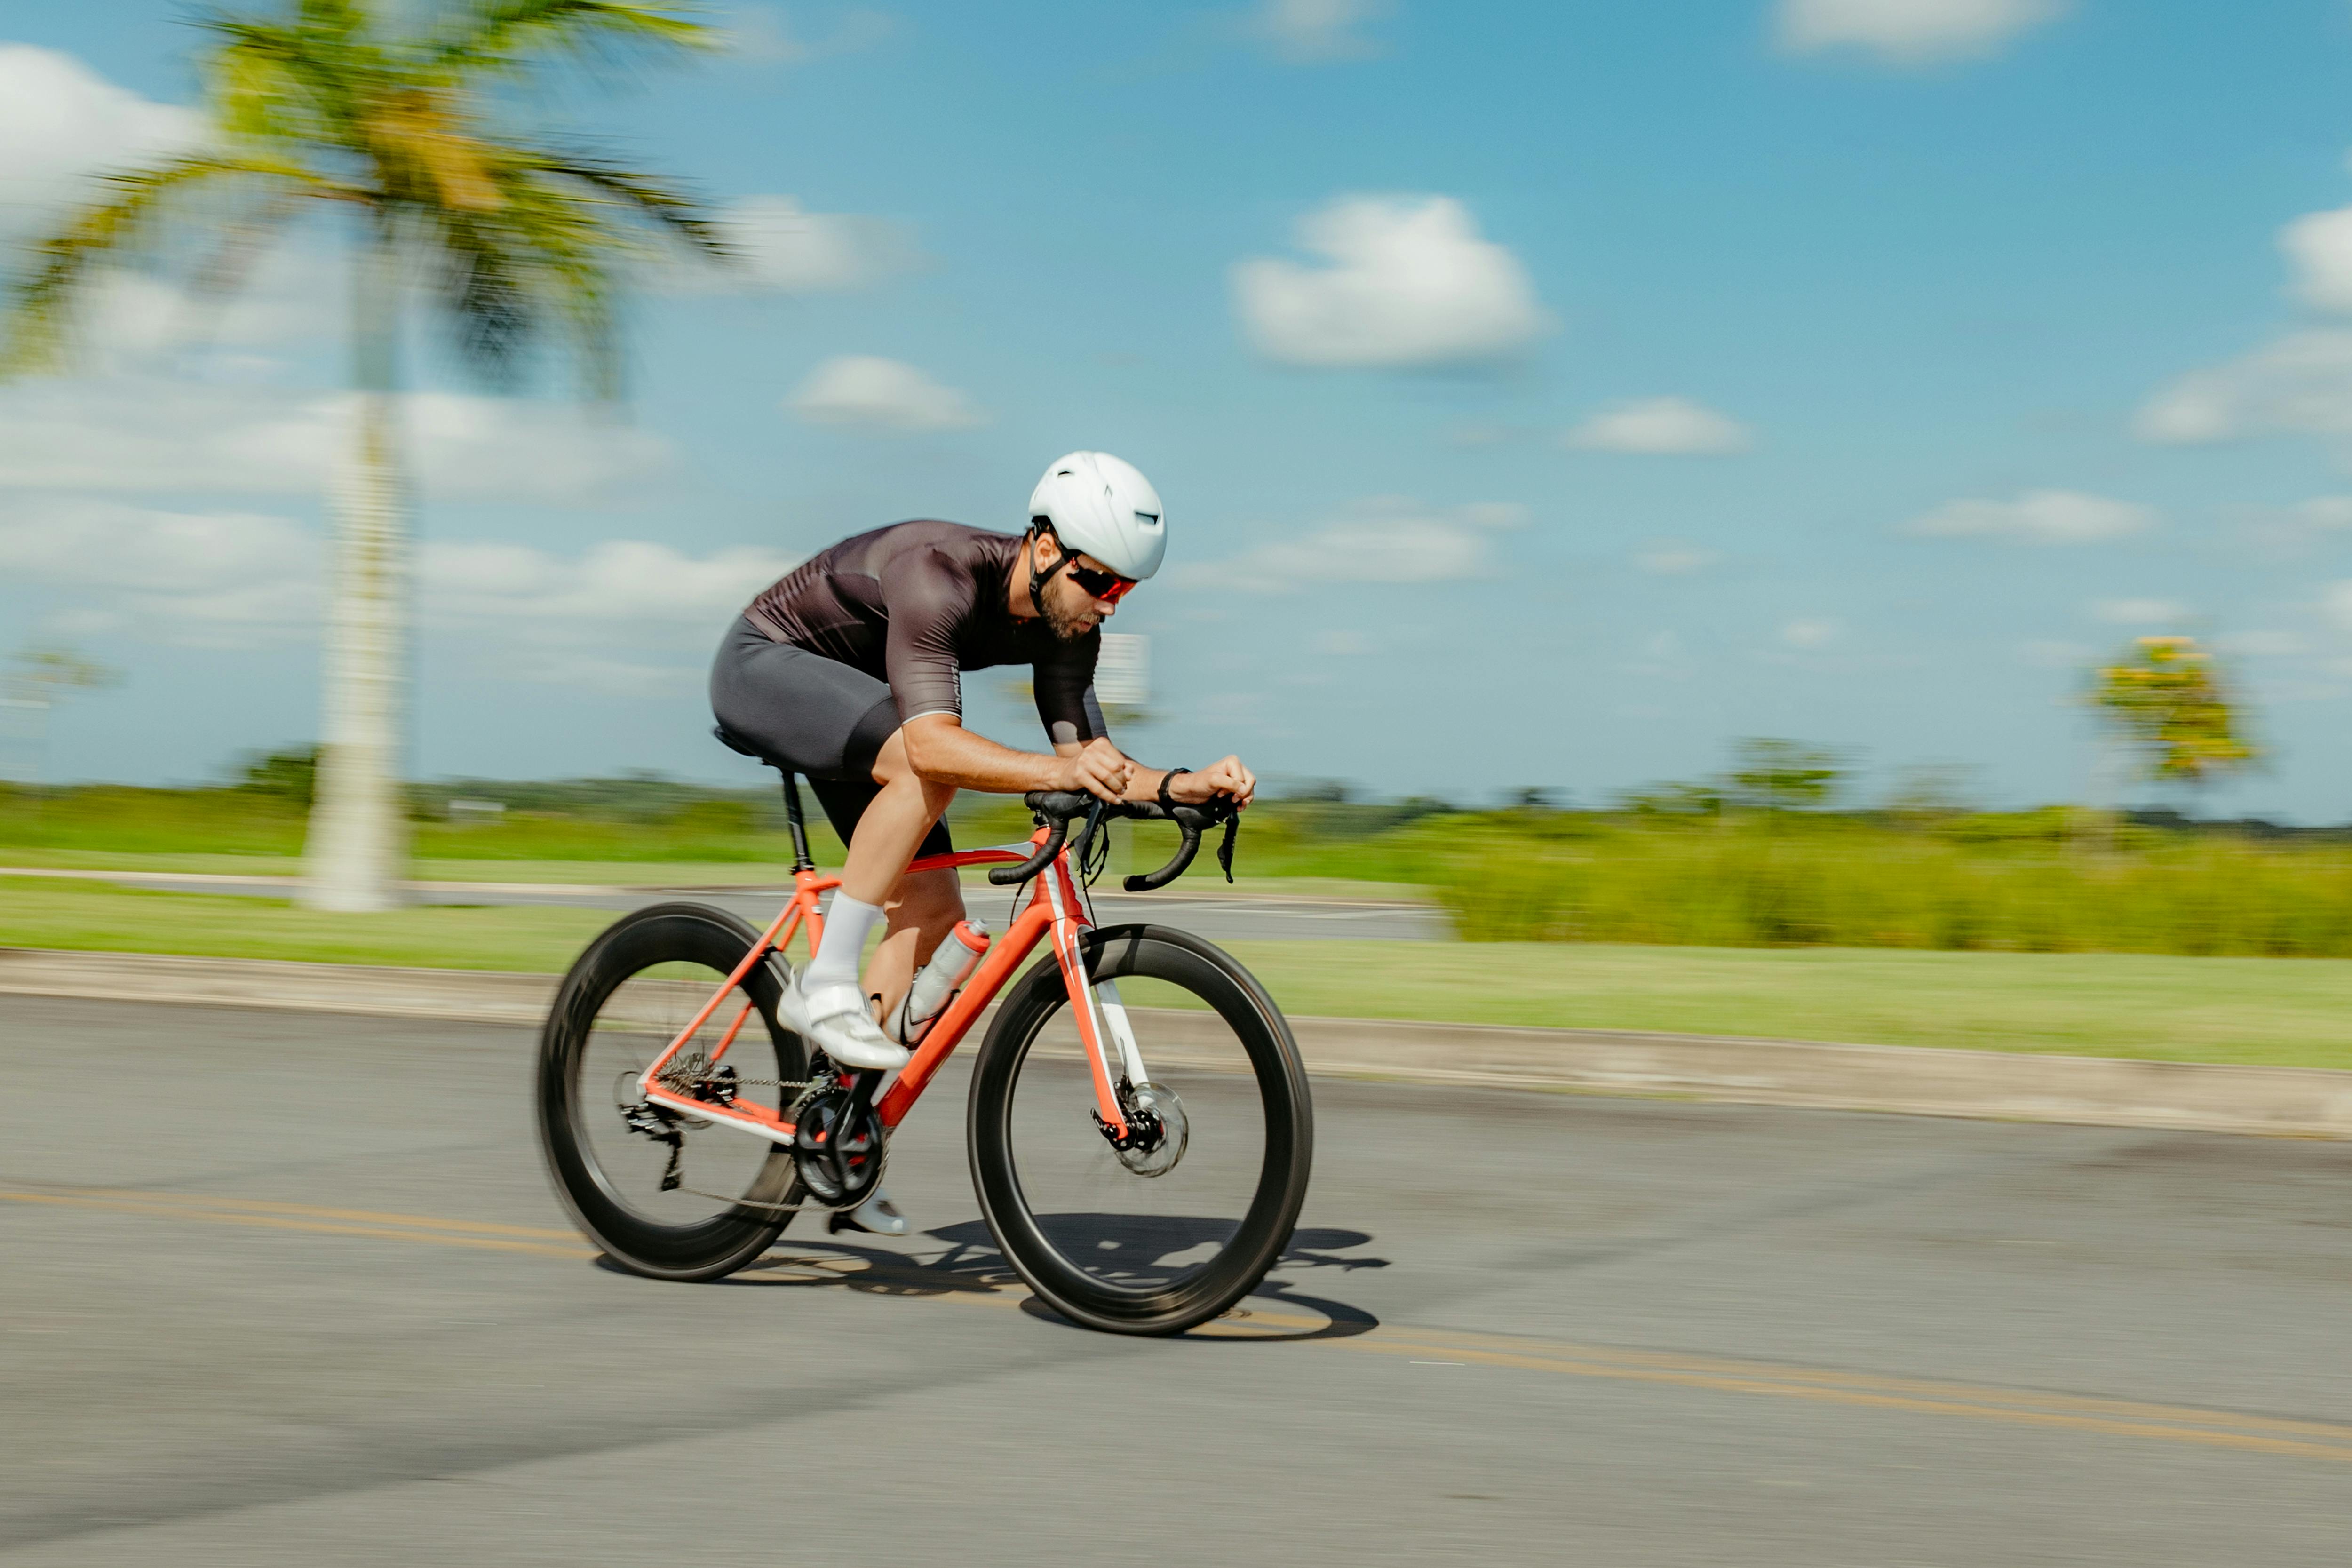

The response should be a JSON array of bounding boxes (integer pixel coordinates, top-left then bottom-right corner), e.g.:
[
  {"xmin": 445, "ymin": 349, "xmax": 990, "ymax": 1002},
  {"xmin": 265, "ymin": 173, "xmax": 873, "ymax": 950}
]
[{"xmin": 788, "ymin": 1082, "xmax": 887, "ymax": 1208}]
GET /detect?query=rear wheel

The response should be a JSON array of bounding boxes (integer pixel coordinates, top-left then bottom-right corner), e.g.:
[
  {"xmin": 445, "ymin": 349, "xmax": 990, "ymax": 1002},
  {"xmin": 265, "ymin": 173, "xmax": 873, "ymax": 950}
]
[
  {"xmin": 968, "ymin": 924, "xmax": 1313, "ymax": 1335},
  {"xmin": 537, "ymin": 904, "xmax": 809, "ymax": 1281}
]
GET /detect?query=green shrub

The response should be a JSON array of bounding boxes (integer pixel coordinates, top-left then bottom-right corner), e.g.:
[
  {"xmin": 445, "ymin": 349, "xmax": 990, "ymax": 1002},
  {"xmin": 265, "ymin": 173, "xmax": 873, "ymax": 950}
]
[{"xmin": 1425, "ymin": 817, "xmax": 2352, "ymax": 955}]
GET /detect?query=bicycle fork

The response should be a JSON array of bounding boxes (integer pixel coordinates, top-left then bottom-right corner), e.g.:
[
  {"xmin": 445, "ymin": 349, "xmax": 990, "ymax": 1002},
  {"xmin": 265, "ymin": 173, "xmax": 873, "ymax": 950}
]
[{"xmin": 1041, "ymin": 871, "xmax": 1150, "ymax": 1142}]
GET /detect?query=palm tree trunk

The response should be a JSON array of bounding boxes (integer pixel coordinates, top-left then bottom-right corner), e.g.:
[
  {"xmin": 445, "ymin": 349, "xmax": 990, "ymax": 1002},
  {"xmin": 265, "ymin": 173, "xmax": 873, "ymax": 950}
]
[{"xmin": 302, "ymin": 223, "xmax": 410, "ymax": 912}]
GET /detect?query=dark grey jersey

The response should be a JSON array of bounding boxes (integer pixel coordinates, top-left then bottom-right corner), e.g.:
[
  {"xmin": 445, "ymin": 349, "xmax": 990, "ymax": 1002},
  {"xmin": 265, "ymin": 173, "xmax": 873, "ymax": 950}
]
[{"xmin": 742, "ymin": 520, "xmax": 1102, "ymax": 742}]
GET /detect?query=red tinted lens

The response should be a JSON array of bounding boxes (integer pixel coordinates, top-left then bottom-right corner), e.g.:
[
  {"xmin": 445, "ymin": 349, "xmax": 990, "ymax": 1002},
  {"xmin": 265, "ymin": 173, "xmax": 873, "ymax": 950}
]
[{"xmin": 1071, "ymin": 564, "xmax": 1136, "ymax": 603}]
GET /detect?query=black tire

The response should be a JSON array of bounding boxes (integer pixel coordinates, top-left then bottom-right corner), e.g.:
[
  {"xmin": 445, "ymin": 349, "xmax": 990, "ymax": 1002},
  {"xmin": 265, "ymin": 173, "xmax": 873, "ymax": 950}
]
[
  {"xmin": 968, "ymin": 923, "xmax": 1313, "ymax": 1335},
  {"xmin": 537, "ymin": 903, "xmax": 808, "ymax": 1281}
]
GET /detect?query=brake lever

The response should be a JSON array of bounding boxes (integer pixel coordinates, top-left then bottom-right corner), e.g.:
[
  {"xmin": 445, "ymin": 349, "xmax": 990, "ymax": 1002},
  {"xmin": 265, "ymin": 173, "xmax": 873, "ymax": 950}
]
[{"xmin": 1216, "ymin": 814, "xmax": 1238, "ymax": 883}]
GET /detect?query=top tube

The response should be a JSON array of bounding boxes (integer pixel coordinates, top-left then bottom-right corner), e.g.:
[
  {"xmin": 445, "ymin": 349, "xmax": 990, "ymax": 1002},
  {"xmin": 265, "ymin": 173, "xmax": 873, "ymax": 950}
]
[{"xmin": 906, "ymin": 845, "xmax": 1037, "ymax": 876}]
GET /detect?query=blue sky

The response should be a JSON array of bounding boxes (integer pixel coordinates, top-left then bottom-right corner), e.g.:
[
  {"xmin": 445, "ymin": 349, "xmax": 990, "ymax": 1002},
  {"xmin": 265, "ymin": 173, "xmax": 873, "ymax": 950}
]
[{"xmin": 7, "ymin": 0, "xmax": 2352, "ymax": 815}]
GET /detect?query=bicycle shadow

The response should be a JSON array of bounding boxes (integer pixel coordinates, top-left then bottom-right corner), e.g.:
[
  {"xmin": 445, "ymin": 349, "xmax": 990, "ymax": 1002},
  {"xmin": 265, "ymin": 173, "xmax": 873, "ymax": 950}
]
[{"xmin": 702, "ymin": 1216, "xmax": 1386, "ymax": 1341}]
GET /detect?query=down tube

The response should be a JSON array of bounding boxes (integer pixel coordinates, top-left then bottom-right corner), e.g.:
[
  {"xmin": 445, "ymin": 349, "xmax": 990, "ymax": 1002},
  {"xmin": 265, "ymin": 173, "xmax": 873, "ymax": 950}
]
[{"xmin": 874, "ymin": 901, "xmax": 1053, "ymax": 1127}]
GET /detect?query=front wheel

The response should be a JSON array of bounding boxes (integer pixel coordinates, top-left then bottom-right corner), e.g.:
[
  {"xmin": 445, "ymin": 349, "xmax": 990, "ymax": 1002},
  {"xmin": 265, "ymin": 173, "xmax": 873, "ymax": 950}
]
[{"xmin": 968, "ymin": 924, "xmax": 1313, "ymax": 1335}]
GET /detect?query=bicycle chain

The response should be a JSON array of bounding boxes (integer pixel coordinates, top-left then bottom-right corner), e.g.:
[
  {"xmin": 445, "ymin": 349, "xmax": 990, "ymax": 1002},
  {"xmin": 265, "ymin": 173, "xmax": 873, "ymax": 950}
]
[{"xmin": 644, "ymin": 1073, "xmax": 847, "ymax": 1216}]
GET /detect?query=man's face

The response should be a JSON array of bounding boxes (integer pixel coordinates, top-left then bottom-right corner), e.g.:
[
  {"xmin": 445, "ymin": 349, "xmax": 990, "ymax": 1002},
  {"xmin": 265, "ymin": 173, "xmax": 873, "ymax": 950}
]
[{"xmin": 1040, "ymin": 540, "xmax": 1131, "ymax": 641}]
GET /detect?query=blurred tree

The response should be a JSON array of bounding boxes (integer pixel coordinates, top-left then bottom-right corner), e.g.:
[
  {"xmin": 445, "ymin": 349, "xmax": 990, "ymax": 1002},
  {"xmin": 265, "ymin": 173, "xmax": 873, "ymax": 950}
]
[
  {"xmin": 1, "ymin": 1, "xmax": 731, "ymax": 910},
  {"xmin": 232, "ymin": 744, "xmax": 322, "ymax": 804},
  {"xmin": 1726, "ymin": 738, "xmax": 1845, "ymax": 811},
  {"xmin": 1615, "ymin": 780, "xmax": 1725, "ymax": 818},
  {"xmin": 2092, "ymin": 636, "xmax": 2259, "ymax": 798},
  {"xmin": 1884, "ymin": 762, "xmax": 1980, "ymax": 821},
  {"xmin": 1, "ymin": 646, "xmax": 123, "ymax": 788}
]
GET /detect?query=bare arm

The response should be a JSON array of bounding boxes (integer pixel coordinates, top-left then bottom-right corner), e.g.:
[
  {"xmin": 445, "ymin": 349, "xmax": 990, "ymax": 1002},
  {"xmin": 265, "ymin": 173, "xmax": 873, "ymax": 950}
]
[
  {"xmin": 1056, "ymin": 732, "xmax": 1258, "ymax": 810},
  {"xmin": 901, "ymin": 713, "xmax": 1133, "ymax": 800}
]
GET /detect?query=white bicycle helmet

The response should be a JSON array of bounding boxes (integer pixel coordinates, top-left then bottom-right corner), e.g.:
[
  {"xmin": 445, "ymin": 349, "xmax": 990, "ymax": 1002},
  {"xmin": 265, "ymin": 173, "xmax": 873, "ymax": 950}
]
[{"xmin": 1027, "ymin": 451, "xmax": 1166, "ymax": 581}]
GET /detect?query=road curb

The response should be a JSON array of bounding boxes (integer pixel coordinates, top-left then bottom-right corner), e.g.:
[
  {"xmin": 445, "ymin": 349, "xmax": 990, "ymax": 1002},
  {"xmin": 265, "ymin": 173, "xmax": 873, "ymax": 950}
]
[{"xmin": 6, "ymin": 946, "xmax": 2349, "ymax": 1138}]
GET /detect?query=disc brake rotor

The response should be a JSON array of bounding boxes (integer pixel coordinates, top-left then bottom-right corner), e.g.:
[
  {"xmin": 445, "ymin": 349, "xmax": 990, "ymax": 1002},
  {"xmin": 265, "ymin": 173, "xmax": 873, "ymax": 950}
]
[{"xmin": 1111, "ymin": 1082, "xmax": 1188, "ymax": 1178}]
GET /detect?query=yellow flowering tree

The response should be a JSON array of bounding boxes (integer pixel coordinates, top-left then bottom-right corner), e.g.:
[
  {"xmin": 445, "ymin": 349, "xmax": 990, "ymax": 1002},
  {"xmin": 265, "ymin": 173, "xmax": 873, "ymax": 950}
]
[{"xmin": 2091, "ymin": 636, "xmax": 2258, "ymax": 797}]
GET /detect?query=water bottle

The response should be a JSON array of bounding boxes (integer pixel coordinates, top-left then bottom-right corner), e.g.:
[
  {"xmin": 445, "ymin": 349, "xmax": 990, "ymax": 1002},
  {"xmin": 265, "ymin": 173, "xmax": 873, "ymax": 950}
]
[{"xmin": 889, "ymin": 920, "xmax": 990, "ymax": 1045}]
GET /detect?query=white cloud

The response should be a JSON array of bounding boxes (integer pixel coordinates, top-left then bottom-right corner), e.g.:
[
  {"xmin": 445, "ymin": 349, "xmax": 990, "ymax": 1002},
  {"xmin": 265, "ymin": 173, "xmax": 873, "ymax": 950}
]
[
  {"xmin": 724, "ymin": 6, "xmax": 900, "ymax": 66},
  {"xmin": 1775, "ymin": 0, "xmax": 2067, "ymax": 66},
  {"xmin": 1231, "ymin": 195, "xmax": 1551, "ymax": 369},
  {"xmin": 2326, "ymin": 582, "xmax": 2352, "ymax": 632},
  {"xmin": 1634, "ymin": 541, "xmax": 1720, "ymax": 573},
  {"xmin": 2218, "ymin": 629, "xmax": 2302, "ymax": 657},
  {"xmin": 423, "ymin": 538, "xmax": 796, "ymax": 650},
  {"xmin": 1178, "ymin": 496, "xmax": 1525, "ymax": 592},
  {"xmin": 686, "ymin": 194, "xmax": 918, "ymax": 294},
  {"xmin": 56, "ymin": 251, "xmax": 342, "ymax": 369},
  {"xmin": 0, "ymin": 494, "xmax": 793, "ymax": 680},
  {"xmin": 1244, "ymin": 0, "xmax": 1393, "ymax": 62},
  {"xmin": 2280, "ymin": 205, "xmax": 2352, "ymax": 314},
  {"xmin": 0, "ymin": 379, "xmax": 675, "ymax": 502},
  {"xmin": 787, "ymin": 355, "xmax": 985, "ymax": 431},
  {"xmin": 2137, "ymin": 329, "xmax": 2352, "ymax": 453},
  {"xmin": 0, "ymin": 46, "xmax": 202, "ymax": 238},
  {"xmin": 1565, "ymin": 398, "xmax": 1753, "ymax": 455},
  {"xmin": 2283, "ymin": 495, "xmax": 2352, "ymax": 531},
  {"xmin": 1902, "ymin": 489, "xmax": 2155, "ymax": 544},
  {"xmin": 2091, "ymin": 597, "xmax": 2188, "ymax": 625},
  {"xmin": 0, "ymin": 497, "xmax": 318, "ymax": 647},
  {"xmin": 1781, "ymin": 618, "xmax": 1839, "ymax": 648}
]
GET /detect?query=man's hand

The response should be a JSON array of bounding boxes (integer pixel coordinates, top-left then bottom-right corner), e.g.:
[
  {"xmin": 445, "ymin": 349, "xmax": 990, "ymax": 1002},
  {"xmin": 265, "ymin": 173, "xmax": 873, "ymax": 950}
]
[
  {"xmin": 1056, "ymin": 737, "xmax": 1134, "ymax": 802},
  {"xmin": 1167, "ymin": 755, "xmax": 1255, "ymax": 808}
]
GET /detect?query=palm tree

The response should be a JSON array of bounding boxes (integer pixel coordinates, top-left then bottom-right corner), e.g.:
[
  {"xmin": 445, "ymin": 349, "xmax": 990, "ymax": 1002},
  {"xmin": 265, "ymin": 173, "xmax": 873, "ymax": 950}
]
[{"xmin": 1, "ymin": 1, "xmax": 731, "ymax": 910}]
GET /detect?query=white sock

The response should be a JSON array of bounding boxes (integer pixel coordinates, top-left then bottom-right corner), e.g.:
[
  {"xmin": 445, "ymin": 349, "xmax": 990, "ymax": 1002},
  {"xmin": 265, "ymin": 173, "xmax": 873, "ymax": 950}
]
[{"xmin": 805, "ymin": 893, "xmax": 884, "ymax": 991}]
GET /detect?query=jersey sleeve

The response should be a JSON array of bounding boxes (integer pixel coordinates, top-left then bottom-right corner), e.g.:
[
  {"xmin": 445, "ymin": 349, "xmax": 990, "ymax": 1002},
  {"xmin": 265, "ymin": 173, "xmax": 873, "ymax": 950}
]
[
  {"xmin": 878, "ymin": 546, "xmax": 977, "ymax": 724},
  {"xmin": 1033, "ymin": 632, "xmax": 1102, "ymax": 747}
]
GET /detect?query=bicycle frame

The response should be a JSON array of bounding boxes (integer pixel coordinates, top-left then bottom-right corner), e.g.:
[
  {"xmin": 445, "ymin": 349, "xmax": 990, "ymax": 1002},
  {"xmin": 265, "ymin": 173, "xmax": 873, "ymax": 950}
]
[{"xmin": 632, "ymin": 823, "xmax": 1143, "ymax": 1147}]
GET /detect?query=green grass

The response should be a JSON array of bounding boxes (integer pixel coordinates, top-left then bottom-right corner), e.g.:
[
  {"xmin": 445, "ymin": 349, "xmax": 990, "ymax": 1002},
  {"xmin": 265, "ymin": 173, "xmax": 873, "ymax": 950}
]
[
  {"xmin": 5, "ymin": 877, "xmax": 2350, "ymax": 1069},
  {"xmin": 0, "ymin": 876, "xmax": 611, "ymax": 973},
  {"xmin": 1228, "ymin": 941, "xmax": 2352, "ymax": 1069}
]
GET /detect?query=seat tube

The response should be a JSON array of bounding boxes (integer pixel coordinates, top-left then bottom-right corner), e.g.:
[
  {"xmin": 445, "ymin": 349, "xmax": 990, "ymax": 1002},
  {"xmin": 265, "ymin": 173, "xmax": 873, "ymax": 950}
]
[{"xmin": 781, "ymin": 772, "xmax": 815, "ymax": 874}]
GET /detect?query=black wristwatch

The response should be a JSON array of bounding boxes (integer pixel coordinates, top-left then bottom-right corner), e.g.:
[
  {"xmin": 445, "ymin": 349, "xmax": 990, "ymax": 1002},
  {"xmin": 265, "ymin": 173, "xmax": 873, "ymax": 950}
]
[{"xmin": 1158, "ymin": 767, "xmax": 1193, "ymax": 812}]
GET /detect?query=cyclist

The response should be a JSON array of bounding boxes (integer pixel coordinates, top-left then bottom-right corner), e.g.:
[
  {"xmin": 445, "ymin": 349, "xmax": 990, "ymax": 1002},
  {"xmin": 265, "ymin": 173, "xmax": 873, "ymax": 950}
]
[{"xmin": 710, "ymin": 451, "xmax": 1255, "ymax": 1229}]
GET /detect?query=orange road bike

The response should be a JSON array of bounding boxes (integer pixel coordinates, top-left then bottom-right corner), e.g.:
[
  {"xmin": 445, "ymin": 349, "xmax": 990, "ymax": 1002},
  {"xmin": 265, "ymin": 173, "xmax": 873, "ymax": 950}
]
[{"xmin": 535, "ymin": 767, "xmax": 1313, "ymax": 1336}]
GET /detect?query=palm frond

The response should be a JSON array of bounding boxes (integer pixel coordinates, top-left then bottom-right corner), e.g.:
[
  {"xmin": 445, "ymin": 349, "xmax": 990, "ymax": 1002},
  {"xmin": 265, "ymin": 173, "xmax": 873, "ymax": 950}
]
[
  {"xmin": 514, "ymin": 148, "xmax": 732, "ymax": 258},
  {"xmin": 425, "ymin": 154, "xmax": 634, "ymax": 393},
  {"xmin": 204, "ymin": 19, "xmax": 345, "ymax": 145},
  {"xmin": 294, "ymin": 0, "xmax": 371, "ymax": 41},
  {"xmin": 427, "ymin": 1, "xmax": 712, "ymax": 76},
  {"xmin": 0, "ymin": 153, "xmax": 332, "ymax": 377}
]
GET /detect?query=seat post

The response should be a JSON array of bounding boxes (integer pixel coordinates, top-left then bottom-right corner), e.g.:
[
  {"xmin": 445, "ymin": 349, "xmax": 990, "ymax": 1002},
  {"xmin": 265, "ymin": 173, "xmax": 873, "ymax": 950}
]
[{"xmin": 780, "ymin": 771, "xmax": 815, "ymax": 874}]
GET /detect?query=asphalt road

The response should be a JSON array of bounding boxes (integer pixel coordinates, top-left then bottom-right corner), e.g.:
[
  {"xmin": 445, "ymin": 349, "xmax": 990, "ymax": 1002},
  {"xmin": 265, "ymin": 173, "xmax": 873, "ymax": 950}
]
[
  {"xmin": 10, "ymin": 867, "xmax": 1448, "ymax": 942},
  {"xmin": 6, "ymin": 993, "xmax": 2352, "ymax": 1564}
]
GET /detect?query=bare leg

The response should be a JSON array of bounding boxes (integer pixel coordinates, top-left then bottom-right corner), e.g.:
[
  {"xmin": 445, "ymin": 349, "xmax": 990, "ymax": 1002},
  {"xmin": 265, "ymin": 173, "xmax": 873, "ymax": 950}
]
[{"xmin": 841, "ymin": 726, "xmax": 962, "ymax": 1020}]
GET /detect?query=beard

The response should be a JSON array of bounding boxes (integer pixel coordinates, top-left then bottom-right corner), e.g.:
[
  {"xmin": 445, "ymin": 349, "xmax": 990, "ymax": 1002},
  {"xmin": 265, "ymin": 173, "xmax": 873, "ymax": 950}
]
[{"xmin": 1042, "ymin": 592, "xmax": 1095, "ymax": 642}]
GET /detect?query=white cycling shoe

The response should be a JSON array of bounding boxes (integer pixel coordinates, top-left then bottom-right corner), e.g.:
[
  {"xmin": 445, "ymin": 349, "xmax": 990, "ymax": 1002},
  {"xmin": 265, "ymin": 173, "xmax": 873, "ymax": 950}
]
[
  {"xmin": 778, "ymin": 975, "xmax": 910, "ymax": 1072},
  {"xmin": 828, "ymin": 1187, "xmax": 909, "ymax": 1237}
]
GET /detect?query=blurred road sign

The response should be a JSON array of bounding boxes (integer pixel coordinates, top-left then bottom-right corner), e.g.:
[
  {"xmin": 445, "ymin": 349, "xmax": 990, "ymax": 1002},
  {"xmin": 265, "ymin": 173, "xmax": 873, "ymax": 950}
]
[{"xmin": 1097, "ymin": 633, "xmax": 1149, "ymax": 708}]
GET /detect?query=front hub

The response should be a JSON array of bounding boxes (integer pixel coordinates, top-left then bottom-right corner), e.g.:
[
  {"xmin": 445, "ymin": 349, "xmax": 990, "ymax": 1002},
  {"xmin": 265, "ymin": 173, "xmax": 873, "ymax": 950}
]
[{"xmin": 1096, "ymin": 1082, "xmax": 1188, "ymax": 1178}]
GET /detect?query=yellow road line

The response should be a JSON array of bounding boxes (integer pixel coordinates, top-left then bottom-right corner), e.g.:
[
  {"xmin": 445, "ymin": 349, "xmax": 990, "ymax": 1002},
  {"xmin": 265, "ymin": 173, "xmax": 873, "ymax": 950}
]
[
  {"xmin": 8, "ymin": 1185, "xmax": 2351, "ymax": 1464},
  {"xmin": 0, "ymin": 1190, "xmax": 595, "ymax": 1258},
  {"xmin": 4, "ymin": 1187, "xmax": 585, "ymax": 1239},
  {"xmin": 1321, "ymin": 1337, "xmax": 2352, "ymax": 1465}
]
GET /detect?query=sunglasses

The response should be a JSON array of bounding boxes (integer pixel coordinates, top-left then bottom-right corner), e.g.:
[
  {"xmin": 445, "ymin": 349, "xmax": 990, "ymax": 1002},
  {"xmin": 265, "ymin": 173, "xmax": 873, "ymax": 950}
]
[{"xmin": 1063, "ymin": 557, "xmax": 1137, "ymax": 605}]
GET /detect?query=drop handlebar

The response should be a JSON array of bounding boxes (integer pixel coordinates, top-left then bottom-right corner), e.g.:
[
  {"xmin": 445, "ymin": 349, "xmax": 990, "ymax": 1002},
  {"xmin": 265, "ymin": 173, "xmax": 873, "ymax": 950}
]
[{"xmin": 985, "ymin": 791, "xmax": 1241, "ymax": 890}]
